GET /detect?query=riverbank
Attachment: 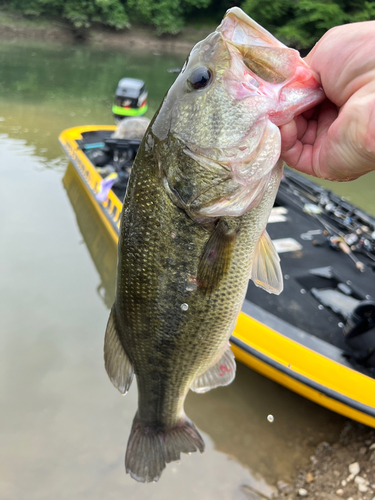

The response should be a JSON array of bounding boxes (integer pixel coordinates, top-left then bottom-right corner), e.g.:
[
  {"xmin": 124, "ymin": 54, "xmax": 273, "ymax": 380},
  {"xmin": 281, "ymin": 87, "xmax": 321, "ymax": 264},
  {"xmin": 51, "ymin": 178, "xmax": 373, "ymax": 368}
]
[
  {"xmin": 0, "ymin": 11, "xmax": 212, "ymax": 52},
  {"xmin": 276, "ymin": 421, "xmax": 375, "ymax": 500}
]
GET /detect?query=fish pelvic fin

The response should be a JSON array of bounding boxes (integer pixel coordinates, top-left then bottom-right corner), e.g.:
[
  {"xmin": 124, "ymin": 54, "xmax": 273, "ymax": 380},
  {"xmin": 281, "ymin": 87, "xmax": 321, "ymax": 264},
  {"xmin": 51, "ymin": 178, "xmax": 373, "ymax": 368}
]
[
  {"xmin": 104, "ymin": 308, "xmax": 134, "ymax": 395},
  {"xmin": 250, "ymin": 229, "xmax": 283, "ymax": 295},
  {"xmin": 125, "ymin": 414, "xmax": 205, "ymax": 483},
  {"xmin": 190, "ymin": 343, "xmax": 236, "ymax": 393}
]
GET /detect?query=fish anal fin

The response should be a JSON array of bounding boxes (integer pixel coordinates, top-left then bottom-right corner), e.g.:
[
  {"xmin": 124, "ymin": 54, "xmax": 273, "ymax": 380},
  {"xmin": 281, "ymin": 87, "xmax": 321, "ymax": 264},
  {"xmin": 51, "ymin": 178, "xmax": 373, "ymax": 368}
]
[
  {"xmin": 104, "ymin": 308, "xmax": 134, "ymax": 395},
  {"xmin": 190, "ymin": 344, "xmax": 236, "ymax": 393},
  {"xmin": 197, "ymin": 219, "xmax": 239, "ymax": 295},
  {"xmin": 250, "ymin": 229, "xmax": 283, "ymax": 295}
]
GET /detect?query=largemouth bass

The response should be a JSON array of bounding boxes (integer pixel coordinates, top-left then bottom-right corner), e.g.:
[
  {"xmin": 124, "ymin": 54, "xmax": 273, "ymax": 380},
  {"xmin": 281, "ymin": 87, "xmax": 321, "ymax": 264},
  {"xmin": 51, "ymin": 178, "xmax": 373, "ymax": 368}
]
[{"xmin": 104, "ymin": 7, "xmax": 324, "ymax": 483}]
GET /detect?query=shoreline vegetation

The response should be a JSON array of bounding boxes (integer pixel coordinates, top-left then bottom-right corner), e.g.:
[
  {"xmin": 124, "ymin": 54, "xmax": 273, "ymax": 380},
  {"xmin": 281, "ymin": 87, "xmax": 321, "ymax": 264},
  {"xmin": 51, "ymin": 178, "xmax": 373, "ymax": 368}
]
[
  {"xmin": 1, "ymin": 0, "xmax": 374, "ymax": 52},
  {"xmin": 0, "ymin": 11, "xmax": 211, "ymax": 52}
]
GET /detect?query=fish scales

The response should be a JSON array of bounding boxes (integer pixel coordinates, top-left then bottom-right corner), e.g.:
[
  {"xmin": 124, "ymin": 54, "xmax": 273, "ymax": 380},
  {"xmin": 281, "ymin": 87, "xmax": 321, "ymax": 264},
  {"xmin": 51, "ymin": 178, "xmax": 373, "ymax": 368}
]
[
  {"xmin": 116, "ymin": 141, "xmax": 251, "ymax": 423},
  {"xmin": 104, "ymin": 6, "xmax": 324, "ymax": 483}
]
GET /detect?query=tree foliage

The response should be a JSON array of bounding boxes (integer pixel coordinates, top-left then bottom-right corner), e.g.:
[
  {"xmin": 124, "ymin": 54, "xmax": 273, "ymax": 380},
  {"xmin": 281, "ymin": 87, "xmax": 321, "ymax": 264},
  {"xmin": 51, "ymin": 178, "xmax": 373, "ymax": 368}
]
[
  {"xmin": 64, "ymin": 0, "xmax": 129, "ymax": 29},
  {"xmin": 241, "ymin": 0, "xmax": 375, "ymax": 49},
  {"xmin": 1, "ymin": 0, "xmax": 374, "ymax": 48},
  {"xmin": 126, "ymin": 0, "xmax": 185, "ymax": 34},
  {"xmin": 1, "ymin": 0, "xmax": 129, "ymax": 30}
]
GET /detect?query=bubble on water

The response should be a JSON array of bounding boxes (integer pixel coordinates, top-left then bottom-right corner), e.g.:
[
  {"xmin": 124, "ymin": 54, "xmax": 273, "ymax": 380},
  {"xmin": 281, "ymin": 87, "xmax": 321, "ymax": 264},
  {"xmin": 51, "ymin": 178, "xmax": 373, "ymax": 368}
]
[
  {"xmin": 181, "ymin": 303, "xmax": 189, "ymax": 311},
  {"xmin": 267, "ymin": 414, "xmax": 274, "ymax": 423}
]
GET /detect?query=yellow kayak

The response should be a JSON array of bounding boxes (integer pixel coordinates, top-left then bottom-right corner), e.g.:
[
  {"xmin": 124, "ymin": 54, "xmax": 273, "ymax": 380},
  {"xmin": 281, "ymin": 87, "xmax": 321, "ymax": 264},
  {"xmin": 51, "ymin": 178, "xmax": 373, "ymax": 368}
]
[{"xmin": 60, "ymin": 125, "xmax": 375, "ymax": 427}]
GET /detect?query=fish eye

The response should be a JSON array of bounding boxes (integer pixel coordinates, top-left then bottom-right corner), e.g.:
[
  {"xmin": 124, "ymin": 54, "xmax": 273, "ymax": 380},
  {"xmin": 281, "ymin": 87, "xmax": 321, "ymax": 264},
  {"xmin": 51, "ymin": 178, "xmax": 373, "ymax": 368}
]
[{"xmin": 187, "ymin": 66, "xmax": 212, "ymax": 90}]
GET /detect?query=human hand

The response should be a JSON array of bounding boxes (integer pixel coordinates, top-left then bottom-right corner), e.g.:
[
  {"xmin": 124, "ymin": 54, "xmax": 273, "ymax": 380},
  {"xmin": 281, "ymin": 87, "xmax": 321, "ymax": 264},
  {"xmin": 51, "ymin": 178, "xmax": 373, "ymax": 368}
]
[{"xmin": 280, "ymin": 22, "xmax": 375, "ymax": 181}]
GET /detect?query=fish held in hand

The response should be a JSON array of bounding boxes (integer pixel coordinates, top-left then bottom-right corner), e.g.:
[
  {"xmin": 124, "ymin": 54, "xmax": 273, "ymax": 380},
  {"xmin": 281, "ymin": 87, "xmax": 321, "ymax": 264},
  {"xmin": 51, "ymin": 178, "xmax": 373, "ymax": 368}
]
[{"xmin": 104, "ymin": 7, "xmax": 324, "ymax": 483}]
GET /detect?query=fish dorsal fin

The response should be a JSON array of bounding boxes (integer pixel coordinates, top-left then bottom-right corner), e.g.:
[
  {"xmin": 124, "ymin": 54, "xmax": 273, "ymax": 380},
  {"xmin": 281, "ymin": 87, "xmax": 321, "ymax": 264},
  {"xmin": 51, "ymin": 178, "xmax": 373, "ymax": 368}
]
[
  {"xmin": 250, "ymin": 230, "xmax": 283, "ymax": 295},
  {"xmin": 104, "ymin": 309, "xmax": 134, "ymax": 395},
  {"xmin": 190, "ymin": 344, "xmax": 236, "ymax": 393}
]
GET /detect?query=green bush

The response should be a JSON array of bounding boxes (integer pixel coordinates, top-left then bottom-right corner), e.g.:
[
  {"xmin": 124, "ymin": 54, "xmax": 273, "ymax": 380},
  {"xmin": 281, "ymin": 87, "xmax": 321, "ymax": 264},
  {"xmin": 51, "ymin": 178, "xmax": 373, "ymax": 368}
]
[
  {"xmin": 126, "ymin": 0, "xmax": 216, "ymax": 34},
  {"xmin": 241, "ymin": 0, "xmax": 375, "ymax": 49},
  {"xmin": 127, "ymin": 0, "xmax": 184, "ymax": 34},
  {"xmin": 64, "ymin": 0, "xmax": 129, "ymax": 29},
  {"xmin": 240, "ymin": 0, "xmax": 294, "ymax": 32},
  {"xmin": 276, "ymin": 1, "xmax": 347, "ymax": 48},
  {"xmin": 1, "ymin": 0, "xmax": 129, "ymax": 30},
  {"xmin": 351, "ymin": 0, "xmax": 375, "ymax": 21}
]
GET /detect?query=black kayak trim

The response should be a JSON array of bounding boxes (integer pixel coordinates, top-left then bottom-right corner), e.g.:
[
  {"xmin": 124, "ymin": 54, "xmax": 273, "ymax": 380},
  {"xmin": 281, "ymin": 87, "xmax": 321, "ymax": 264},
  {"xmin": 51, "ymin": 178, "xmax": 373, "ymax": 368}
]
[{"xmin": 229, "ymin": 335, "xmax": 375, "ymax": 418}]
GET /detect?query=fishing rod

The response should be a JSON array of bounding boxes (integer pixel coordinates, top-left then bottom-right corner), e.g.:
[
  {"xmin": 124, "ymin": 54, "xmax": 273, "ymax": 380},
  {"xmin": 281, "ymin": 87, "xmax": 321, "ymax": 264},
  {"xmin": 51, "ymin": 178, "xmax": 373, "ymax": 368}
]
[{"xmin": 279, "ymin": 173, "xmax": 374, "ymax": 271}]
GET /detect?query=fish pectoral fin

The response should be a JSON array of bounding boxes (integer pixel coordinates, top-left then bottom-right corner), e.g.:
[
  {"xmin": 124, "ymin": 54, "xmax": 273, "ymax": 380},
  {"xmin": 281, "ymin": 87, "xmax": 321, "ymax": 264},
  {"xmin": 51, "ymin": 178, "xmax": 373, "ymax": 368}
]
[
  {"xmin": 104, "ymin": 308, "xmax": 134, "ymax": 395},
  {"xmin": 197, "ymin": 219, "xmax": 239, "ymax": 295},
  {"xmin": 190, "ymin": 344, "xmax": 236, "ymax": 393},
  {"xmin": 250, "ymin": 229, "xmax": 283, "ymax": 295}
]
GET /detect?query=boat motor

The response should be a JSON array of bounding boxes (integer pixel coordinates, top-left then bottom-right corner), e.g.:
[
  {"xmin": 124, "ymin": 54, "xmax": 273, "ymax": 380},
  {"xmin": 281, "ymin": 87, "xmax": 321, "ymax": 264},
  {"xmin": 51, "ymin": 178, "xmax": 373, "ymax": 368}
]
[{"xmin": 112, "ymin": 78, "xmax": 148, "ymax": 121}]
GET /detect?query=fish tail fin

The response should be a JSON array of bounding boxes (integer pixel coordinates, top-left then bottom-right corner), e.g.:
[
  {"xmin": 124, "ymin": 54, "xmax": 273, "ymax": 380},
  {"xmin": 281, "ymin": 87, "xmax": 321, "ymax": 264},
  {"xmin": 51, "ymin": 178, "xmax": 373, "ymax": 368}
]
[{"xmin": 125, "ymin": 413, "xmax": 205, "ymax": 483}]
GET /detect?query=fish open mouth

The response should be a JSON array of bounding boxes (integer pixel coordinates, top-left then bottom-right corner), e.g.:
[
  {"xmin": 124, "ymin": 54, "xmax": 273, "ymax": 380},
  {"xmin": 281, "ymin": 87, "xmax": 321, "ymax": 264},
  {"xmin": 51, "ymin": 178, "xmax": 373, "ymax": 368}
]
[{"xmin": 217, "ymin": 7, "xmax": 325, "ymax": 124}]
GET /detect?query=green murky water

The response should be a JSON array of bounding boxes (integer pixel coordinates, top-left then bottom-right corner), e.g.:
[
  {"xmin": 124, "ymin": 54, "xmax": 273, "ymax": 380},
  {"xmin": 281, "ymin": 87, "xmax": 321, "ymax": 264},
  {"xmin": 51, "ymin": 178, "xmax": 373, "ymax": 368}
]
[{"xmin": 0, "ymin": 39, "xmax": 372, "ymax": 500}]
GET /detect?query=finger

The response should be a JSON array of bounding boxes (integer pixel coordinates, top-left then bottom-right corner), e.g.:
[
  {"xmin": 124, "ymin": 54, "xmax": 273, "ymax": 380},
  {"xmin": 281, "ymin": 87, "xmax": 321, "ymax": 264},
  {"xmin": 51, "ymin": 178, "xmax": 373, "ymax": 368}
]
[
  {"xmin": 279, "ymin": 115, "xmax": 315, "ymax": 171},
  {"xmin": 301, "ymin": 107, "xmax": 317, "ymax": 120},
  {"xmin": 298, "ymin": 117, "xmax": 317, "ymax": 145},
  {"xmin": 280, "ymin": 114, "xmax": 312, "ymax": 153},
  {"xmin": 280, "ymin": 119, "xmax": 298, "ymax": 153},
  {"xmin": 280, "ymin": 138, "xmax": 315, "ymax": 176},
  {"xmin": 295, "ymin": 114, "xmax": 309, "ymax": 141},
  {"xmin": 316, "ymin": 100, "xmax": 338, "ymax": 137}
]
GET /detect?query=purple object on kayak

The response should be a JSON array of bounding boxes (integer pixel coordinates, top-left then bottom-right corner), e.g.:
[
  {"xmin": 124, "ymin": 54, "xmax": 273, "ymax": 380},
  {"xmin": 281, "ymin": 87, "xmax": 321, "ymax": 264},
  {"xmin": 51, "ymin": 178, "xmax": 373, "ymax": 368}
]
[{"xmin": 96, "ymin": 173, "xmax": 118, "ymax": 202}]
